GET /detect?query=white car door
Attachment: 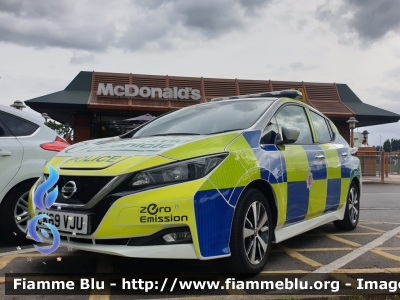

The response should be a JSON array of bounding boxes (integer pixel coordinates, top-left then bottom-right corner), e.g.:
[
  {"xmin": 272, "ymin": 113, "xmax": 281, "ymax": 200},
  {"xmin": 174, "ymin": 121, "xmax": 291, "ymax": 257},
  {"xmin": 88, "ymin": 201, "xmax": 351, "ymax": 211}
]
[{"xmin": 0, "ymin": 117, "xmax": 23, "ymax": 193}]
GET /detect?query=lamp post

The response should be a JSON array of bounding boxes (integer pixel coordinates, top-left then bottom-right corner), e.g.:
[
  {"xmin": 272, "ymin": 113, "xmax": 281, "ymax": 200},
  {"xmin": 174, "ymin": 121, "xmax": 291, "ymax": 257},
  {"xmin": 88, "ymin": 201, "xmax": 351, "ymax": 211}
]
[
  {"xmin": 361, "ymin": 130, "xmax": 369, "ymax": 146},
  {"xmin": 42, "ymin": 113, "xmax": 50, "ymax": 124},
  {"xmin": 346, "ymin": 117, "xmax": 358, "ymax": 148},
  {"xmin": 10, "ymin": 100, "xmax": 26, "ymax": 110}
]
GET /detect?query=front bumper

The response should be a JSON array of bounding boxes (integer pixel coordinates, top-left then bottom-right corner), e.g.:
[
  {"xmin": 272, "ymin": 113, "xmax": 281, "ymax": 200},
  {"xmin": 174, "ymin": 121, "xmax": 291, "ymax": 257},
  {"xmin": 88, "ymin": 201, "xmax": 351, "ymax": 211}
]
[{"xmin": 26, "ymin": 232, "xmax": 198, "ymax": 259}]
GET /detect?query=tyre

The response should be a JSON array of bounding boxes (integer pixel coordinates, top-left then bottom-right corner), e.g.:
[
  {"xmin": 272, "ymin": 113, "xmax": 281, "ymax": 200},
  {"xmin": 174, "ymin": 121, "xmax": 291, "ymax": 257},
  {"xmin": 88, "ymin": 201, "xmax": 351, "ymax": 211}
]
[
  {"xmin": 227, "ymin": 188, "xmax": 273, "ymax": 273},
  {"xmin": 333, "ymin": 181, "xmax": 360, "ymax": 231},
  {"xmin": 0, "ymin": 180, "xmax": 36, "ymax": 245}
]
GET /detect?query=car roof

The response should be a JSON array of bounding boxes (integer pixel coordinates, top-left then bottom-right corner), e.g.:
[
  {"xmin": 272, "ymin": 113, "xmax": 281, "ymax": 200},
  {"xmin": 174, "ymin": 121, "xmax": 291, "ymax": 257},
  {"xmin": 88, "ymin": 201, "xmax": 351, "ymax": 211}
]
[
  {"xmin": 211, "ymin": 90, "xmax": 303, "ymax": 102},
  {"xmin": 0, "ymin": 104, "xmax": 45, "ymax": 126}
]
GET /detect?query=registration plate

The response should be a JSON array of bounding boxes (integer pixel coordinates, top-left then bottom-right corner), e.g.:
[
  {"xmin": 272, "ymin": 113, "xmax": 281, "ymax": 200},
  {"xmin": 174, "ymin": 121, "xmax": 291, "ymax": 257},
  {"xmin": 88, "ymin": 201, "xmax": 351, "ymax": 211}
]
[{"xmin": 35, "ymin": 210, "xmax": 89, "ymax": 234}]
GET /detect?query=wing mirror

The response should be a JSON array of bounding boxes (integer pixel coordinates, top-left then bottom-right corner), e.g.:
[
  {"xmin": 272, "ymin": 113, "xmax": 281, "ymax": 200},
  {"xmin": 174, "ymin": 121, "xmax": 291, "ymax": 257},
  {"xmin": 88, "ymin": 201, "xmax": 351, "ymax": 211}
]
[{"xmin": 275, "ymin": 126, "xmax": 300, "ymax": 145}]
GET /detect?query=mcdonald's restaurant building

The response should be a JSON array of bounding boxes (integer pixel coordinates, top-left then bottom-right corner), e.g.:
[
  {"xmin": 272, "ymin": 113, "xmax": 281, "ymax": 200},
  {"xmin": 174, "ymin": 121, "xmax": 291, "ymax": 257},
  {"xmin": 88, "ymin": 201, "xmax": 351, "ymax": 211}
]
[{"xmin": 25, "ymin": 71, "xmax": 400, "ymax": 144}]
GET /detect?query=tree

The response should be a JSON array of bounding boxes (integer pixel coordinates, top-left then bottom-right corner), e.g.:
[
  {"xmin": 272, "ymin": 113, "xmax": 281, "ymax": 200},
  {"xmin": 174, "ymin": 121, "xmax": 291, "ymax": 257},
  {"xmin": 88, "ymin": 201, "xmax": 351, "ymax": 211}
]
[
  {"xmin": 45, "ymin": 120, "xmax": 73, "ymax": 140},
  {"xmin": 383, "ymin": 139, "xmax": 391, "ymax": 153},
  {"xmin": 391, "ymin": 138, "xmax": 400, "ymax": 152}
]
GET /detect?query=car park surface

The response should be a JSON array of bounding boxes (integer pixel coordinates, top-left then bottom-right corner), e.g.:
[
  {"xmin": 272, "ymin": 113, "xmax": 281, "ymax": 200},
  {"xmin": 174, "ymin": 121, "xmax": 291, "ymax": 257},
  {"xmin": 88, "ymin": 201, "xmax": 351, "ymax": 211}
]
[{"xmin": 1, "ymin": 183, "xmax": 400, "ymax": 298}]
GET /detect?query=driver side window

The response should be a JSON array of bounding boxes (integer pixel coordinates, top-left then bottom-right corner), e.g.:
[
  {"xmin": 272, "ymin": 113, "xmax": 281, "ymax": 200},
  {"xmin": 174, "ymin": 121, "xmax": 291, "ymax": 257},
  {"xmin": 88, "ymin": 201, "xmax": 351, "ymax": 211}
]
[{"xmin": 275, "ymin": 105, "xmax": 313, "ymax": 145}]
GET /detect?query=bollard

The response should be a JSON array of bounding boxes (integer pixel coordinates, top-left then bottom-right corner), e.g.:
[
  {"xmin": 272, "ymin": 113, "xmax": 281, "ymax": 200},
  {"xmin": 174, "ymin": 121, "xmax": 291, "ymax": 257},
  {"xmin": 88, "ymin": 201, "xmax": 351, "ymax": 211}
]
[
  {"xmin": 381, "ymin": 151, "xmax": 385, "ymax": 182},
  {"xmin": 385, "ymin": 153, "xmax": 389, "ymax": 178}
]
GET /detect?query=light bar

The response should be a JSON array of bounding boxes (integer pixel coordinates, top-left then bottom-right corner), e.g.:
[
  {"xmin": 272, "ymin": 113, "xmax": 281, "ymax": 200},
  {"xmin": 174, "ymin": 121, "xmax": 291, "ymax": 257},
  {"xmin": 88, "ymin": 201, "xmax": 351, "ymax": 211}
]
[{"xmin": 211, "ymin": 90, "xmax": 303, "ymax": 102}]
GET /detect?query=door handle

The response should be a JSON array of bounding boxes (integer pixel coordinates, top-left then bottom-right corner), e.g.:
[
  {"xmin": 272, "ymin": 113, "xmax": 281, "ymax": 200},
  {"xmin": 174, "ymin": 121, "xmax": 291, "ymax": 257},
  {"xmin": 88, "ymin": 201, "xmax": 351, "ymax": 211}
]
[
  {"xmin": 342, "ymin": 152, "xmax": 348, "ymax": 157},
  {"xmin": 0, "ymin": 149, "xmax": 12, "ymax": 156},
  {"xmin": 315, "ymin": 154, "xmax": 325, "ymax": 159}
]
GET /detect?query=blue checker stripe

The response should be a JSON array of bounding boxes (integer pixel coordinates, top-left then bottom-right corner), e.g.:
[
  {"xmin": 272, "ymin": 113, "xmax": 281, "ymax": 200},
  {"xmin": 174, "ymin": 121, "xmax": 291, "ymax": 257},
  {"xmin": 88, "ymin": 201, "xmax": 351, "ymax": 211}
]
[
  {"xmin": 324, "ymin": 178, "xmax": 341, "ymax": 213},
  {"xmin": 194, "ymin": 190, "xmax": 234, "ymax": 257},
  {"xmin": 336, "ymin": 149, "xmax": 352, "ymax": 178},
  {"xmin": 228, "ymin": 186, "xmax": 244, "ymax": 207},
  {"xmin": 243, "ymin": 130, "xmax": 262, "ymax": 148},
  {"xmin": 285, "ymin": 181, "xmax": 309, "ymax": 225},
  {"xmin": 260, "ymin": 145, "xmax": 279, "ymax": 151},
  {"xmin": 219, "ymin": 188, "xmax": 234, "ymax": 202},
  {"xmin": 302, "ymin": 145, "xmax": 327, "ymax": 180},
  {"xmin": 254, "ymin": 148, "xmax": 287, "ymax": 183}
]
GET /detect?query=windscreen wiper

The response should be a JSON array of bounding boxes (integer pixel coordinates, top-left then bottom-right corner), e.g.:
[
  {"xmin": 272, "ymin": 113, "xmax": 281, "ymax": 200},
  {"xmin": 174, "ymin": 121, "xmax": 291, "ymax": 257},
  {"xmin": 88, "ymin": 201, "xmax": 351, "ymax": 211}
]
[
  {"xmin": 207, "ymin": 129, "xmax": 244, "ymax": 135},
  {"xmin": 145, "ymin": 133, "xmax": 202, "ymax": 137}
]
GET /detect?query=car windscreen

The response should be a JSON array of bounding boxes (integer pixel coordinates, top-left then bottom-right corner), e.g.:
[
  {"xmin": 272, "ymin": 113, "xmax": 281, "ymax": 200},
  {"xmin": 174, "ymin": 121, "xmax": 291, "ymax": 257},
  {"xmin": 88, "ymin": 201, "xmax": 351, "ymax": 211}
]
[{"xmin": 132, "ymin": 100, "xmax": 273, "ymax": 137}]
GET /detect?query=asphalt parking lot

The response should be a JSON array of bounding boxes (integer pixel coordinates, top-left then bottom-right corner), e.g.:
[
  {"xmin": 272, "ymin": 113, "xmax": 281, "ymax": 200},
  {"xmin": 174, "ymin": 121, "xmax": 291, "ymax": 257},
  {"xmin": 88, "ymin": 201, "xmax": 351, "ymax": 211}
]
[{"xmin": 1, "ymin": 181, "xmax": 400, "ymax": 299}]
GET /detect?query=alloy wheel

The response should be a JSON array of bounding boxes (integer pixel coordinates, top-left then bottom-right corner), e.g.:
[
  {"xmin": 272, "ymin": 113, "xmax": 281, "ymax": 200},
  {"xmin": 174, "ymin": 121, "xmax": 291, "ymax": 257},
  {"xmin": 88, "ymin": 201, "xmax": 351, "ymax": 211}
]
[
  {"xmin": 13, "ymin": 191, "xmax": 31, "ymax": 233},
  {"xmin": 243, "ymin": 201, "xmax": 270, "ymax": 265},
  {"xmin": 348, "ymin": 186, "xmax": 359, "ymax": 224}
]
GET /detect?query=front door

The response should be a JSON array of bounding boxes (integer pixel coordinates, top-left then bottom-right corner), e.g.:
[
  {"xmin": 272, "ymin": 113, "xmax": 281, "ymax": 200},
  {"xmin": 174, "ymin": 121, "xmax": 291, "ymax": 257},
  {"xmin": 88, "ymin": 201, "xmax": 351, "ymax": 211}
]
[
  {"xmin": 0, "ymin": 117, "xmax": 23, "ymax": 193},
  {"xmin": 274, "ymin": 104, "xmax": 328, "ymax": 225}
]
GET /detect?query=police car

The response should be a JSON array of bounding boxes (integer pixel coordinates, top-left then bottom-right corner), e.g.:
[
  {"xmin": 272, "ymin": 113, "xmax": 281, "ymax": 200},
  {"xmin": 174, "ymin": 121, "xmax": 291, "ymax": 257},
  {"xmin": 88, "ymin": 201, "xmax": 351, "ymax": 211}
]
[{"xmin": 28, "ymin": 90, "xmax": 361, "ymax": 273}]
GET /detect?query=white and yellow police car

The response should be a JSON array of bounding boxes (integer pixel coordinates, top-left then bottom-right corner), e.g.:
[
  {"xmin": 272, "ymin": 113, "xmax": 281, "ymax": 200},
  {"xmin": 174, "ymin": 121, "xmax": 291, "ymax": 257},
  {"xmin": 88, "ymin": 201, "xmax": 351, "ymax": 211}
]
[{"xmin": 28, "ymin": 90, "xmax": 361, "ymax": 273}]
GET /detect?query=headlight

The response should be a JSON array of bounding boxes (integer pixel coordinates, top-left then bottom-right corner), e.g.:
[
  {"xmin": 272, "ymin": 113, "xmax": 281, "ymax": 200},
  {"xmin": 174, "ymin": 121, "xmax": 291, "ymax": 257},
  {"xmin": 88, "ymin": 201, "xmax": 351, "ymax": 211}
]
[{"xmin": 129, "ymin": 153, "xmax": 228, "ymax": 187}]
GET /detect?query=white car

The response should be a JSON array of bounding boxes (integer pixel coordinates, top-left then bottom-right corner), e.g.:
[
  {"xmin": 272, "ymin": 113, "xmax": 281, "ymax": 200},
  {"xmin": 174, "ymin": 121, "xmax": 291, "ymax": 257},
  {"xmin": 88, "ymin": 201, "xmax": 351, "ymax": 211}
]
[{"xmin": 0, "ymin": 105, "xmax": 69, "ymax": 243}]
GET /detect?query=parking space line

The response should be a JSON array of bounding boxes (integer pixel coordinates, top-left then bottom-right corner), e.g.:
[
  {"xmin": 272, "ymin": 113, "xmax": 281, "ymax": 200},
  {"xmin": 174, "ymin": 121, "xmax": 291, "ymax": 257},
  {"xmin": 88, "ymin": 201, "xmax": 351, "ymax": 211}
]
[
  {"xmin": 360, "ymin": 221, "xmax": 400, "ymax": 225},
  {"xmin": 0, "ymin": 253, "xmax": 69, "ymax": 270},
  {"xmin": 330, "ymin": 273, "xmax": 358, "ymax": 288},
  {"xmin": 311, "ymin": 225, "xmax": 400, "ymax": 274},
  {"xmin": 377, "ymin": 247, "xmax": 400, "ymax": 251},
  {"xmin": 357, "ymin": 224, "xmax": 386, "ymax": 233},
  {"xmin": 335, "ymin": 232, "xmax": 381, "ymax": 236},
  {"xmin": 334, "ymin": 268, "xmax": 400, "ymax": 273},
  {"xmin": 294, "ymin": 247, "xmax": 355, "ymax": 252},
  {"xmin": 261, "ymin": 270, "xmax": 310, "ymax": 274},
  {"xmin": 371, "ymin": 249, "xmax": 400, "ymax": 263},
  {"xmin": 275, "ymin": 245, "xmax": 322, "ymax": 267},
  {"xmin": 0, "ymin": 254, "xmax": 18, "ymax": 270},
  {"xmin": 0, "ymin": 247, "xmax": 37, "ymax": 257},
  {"xmin": 305, "ymin": 232, "xmax": 381, "ymax": 236},
  {"xmin": 322, "ymin": 234, "xmax": 362, "ymax": 247}
]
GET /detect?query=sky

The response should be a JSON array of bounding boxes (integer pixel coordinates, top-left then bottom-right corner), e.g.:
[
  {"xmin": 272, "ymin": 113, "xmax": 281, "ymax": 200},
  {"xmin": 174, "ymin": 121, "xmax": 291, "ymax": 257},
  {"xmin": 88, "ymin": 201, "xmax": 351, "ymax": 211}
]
[{"xmin": 1, "ymin": 0, "xmax": 400, "ymax": 146}]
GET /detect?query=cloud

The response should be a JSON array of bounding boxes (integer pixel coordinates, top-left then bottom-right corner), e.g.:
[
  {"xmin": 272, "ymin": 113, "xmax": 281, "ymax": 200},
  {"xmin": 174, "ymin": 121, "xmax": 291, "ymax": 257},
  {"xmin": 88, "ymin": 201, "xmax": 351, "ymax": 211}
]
[
  {"xmin": 316, "ymin": 0, "xmax": 400, "ymax": 44},
  {"xmin": 0, "ymin": 0, "xmax": 272, "ymax": 52},
  {"xmin": 288, "ymin": 62, "xmax": 317, "ymax": 71},
  {"xmin": 70, "ymin": 52, "xmax": 97, "ymax": 65},
  {"xmin": 118, "ymin": 0, "xmax": 272, "ymax": 50},
  {"xmin": 385, "ymin": 67, "xmax": 400, "ymax": 79},
  {"xmin": 0, "ymin": 0, "xmax": 118, "ymax": 51}
]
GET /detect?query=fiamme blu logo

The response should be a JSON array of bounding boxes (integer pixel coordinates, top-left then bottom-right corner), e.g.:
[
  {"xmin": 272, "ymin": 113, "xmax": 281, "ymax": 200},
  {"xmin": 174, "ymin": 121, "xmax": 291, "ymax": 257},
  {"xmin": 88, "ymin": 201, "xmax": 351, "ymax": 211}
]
[{"xmin": 27, "ymin": 165, "xmax": 61, "ymax": 254}]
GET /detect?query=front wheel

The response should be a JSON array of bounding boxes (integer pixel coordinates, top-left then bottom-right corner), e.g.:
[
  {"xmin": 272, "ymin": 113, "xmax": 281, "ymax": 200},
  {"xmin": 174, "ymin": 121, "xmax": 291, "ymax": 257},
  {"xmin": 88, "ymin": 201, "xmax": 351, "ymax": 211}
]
[
  {"xmin": 333, "ymin": 181, "xmax": 360, "ymax": 231},
  {"xmin": 227, "ymin": 188, "xmax": 273, "ymax": 273},
  {"xmin": 0, "ymin": 180, "xmax": 35, "ymax": 244}
]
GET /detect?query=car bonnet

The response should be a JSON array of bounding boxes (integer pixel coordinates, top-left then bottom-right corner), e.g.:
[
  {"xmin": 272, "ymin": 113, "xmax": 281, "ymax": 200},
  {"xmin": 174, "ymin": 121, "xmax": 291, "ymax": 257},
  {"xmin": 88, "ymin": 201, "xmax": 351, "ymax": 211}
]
[{"xmin": 46, "ymin": 132, "xmax": 242, "ymax": 175}]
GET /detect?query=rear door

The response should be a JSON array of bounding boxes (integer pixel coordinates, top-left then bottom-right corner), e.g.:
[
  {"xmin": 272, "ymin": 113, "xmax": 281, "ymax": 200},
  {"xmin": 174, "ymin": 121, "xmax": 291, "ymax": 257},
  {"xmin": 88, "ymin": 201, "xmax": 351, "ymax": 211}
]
[
  {"xmin": 0, "ymin": 115, "xmax": 23, "ymax": 193},
  {"xmin": 309, "ymin": 110, "xmax": 342, "ymax": 213}
]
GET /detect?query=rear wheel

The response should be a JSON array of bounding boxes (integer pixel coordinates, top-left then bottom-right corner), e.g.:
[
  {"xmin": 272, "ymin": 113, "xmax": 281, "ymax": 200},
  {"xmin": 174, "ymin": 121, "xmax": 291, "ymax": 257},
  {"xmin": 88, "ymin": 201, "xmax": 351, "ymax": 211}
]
[
  {"xmin": 333, "ymin": 181, "xmax": 359, "ymax": 231},
  {"xmin": 0, "ymin": 180, "xmax": 35, "ymax": 244},
  {"xmin": 227, "ymin": 188, "xmax": 272, "ymax": 273}
]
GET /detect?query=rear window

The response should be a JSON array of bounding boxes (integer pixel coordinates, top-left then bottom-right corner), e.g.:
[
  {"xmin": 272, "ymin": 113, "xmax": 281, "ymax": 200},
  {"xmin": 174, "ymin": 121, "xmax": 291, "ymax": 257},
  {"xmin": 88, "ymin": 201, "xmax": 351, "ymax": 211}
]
[
  {"xmin": 0, "ymin": 112, "xmax": 39, "ymax": 137},
  {"xmin": 0, "ymin": 119, "xmax": 13, "ymax": 137},
  {"xmin": 310, "ymin": 111, "xmax": 332, "ymax": 143}
]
